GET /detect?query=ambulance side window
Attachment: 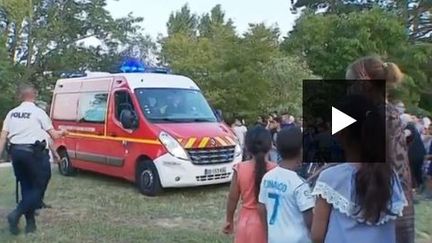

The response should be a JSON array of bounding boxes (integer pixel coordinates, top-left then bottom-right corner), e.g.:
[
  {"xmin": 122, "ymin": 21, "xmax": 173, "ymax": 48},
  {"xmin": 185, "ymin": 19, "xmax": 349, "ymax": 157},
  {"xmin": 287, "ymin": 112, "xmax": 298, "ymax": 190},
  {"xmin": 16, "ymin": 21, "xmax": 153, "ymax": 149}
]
[
  {"xmin": 79, "ymin": 93, "xmax": 108, "ymax": 123},
  {"xmin": 114, "ymin": 91, "xmax": 135, "ymax": 121}
]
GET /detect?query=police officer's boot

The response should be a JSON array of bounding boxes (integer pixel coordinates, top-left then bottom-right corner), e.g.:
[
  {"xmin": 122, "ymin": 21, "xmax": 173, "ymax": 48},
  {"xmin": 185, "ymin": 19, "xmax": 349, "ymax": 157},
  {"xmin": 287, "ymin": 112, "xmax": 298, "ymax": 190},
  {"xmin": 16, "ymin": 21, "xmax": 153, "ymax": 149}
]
[
  {"xmin": 25, "ymin": 212, "xmax": 37, "ymax": 234},
  {"xmin": 7, "ymin": 209, "xmax": 22, "ymax": 235}
]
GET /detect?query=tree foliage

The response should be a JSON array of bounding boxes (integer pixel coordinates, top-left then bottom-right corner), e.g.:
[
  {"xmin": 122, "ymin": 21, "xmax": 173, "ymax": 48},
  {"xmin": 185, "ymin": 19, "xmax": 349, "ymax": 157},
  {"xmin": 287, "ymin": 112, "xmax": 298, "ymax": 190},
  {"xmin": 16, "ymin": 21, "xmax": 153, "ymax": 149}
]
[
  {"xmin": 291, "ymin": 0, "xmax": 432, "ymax": 42},
  {"xmin": 0, "ymin": 0, "xmax": 152, "ymax": 83},
  {"xmin": 161, "ymin": 4, "xmax": 316, "ymax": 119},
  {"xmin": 283, "ymin": 8, "xmax": 432, "ymax": 111},
  {"xmin": 167, "ymin": 4, "xmax": 198, "ymax": 37},
  {"xmin": 264, "ymin": 57, "xmax": 319, "ymax": 116},
  {"xmin": 1, "ymin": 1, "xmax": 430, "ymax": 121},
  {"xmin": 0, "ymin": 0, "xmax": 154, "ymax": 116}
]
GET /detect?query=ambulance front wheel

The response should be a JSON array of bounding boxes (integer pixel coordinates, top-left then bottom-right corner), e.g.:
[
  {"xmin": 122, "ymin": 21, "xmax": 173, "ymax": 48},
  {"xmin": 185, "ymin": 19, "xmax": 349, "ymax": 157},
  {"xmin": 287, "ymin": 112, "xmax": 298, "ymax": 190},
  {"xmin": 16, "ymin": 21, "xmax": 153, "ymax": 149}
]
[
  {"xmin": 136, "ymin": 160, "xmax": 162, "ymax": 196},
  {"xmin": 58, "ymin": 149, "xmax": 77, "ymax": 176}
]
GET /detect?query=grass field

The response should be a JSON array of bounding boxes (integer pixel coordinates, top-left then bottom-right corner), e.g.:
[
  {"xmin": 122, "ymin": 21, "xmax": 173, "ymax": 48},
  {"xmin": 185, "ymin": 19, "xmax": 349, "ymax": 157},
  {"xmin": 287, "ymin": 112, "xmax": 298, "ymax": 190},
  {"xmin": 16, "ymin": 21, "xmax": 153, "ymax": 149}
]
[{"xmin": 0, "ymin": 167, "xmax": 431, "ymax": 243}]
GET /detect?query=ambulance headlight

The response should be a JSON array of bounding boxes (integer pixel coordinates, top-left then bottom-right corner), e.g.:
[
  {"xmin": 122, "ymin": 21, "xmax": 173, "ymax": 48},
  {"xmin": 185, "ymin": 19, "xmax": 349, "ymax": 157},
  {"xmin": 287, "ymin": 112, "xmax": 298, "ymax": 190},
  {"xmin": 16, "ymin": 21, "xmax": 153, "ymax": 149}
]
[
  {"xmin": 159, "ymin": 132, "xmax": 189, "ymax": 160},
  {"xmin": 234, "ymin": 143, "xmax": 242, "ymax": 157}
]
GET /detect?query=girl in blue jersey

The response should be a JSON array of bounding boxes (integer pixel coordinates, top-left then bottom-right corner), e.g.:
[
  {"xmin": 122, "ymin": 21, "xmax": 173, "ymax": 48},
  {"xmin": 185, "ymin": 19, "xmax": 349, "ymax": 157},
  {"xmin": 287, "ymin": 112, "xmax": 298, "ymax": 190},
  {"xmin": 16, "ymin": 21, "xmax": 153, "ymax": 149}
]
[{"xmin": 311, "ymin": 95, "xmax": 407, "ymax": 243}]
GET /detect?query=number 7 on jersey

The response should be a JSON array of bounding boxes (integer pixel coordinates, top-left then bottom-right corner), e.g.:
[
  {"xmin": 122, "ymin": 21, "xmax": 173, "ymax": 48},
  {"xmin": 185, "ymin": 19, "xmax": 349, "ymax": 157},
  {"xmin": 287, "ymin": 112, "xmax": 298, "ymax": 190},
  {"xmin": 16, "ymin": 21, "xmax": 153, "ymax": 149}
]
[{"xmin": 268, "ymin": 193, "xmax": 280, "ymax": 225}]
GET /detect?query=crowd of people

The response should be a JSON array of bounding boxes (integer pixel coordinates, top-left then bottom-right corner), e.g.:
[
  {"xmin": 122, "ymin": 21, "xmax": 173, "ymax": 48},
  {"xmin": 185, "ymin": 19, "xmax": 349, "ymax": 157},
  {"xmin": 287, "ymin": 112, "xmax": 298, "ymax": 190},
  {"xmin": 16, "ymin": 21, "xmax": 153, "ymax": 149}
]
[
  {"xmin": 223, "ymin": 56, "xmax": 424, "ymax": 243},
  {"xmin": 398, "ymin": 112, "xmax": 432, "ymax": 200},
  {"xmin": 230, "ymin": 112, "xmax": 301, "ymax": 162}
]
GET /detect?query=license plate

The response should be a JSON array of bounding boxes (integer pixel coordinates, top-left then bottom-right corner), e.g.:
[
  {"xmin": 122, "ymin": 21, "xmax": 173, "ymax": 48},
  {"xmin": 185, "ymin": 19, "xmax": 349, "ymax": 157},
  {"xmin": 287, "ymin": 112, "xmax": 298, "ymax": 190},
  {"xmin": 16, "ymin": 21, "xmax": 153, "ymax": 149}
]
[{"xmin": 204, "ymin": 167, "xmax": 227, "ymax": 175}]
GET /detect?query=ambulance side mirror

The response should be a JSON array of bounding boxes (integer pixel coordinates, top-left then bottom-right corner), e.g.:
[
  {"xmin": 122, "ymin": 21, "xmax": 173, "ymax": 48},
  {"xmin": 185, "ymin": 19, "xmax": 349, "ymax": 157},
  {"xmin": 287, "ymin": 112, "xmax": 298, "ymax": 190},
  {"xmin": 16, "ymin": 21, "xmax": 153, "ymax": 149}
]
[
  {"xmin": 120, "ymin": 110, "xmax": 138, "ymax": 130},
  {"xmin": 215, "ymin": 109, "xmax": 223, "ymax": 122}
]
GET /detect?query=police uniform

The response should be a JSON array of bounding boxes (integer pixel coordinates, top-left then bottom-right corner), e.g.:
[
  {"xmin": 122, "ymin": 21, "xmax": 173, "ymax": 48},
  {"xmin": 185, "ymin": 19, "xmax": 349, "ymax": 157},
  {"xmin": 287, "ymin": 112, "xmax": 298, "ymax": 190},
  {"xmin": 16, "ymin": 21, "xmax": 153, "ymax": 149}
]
[
  {"xmin": 40, "ymin": 131, "xmax": 53, "ymax": 208},
  {"xmin": 2, "ymin": 101, "xmax": 53, "ymax": 234}
]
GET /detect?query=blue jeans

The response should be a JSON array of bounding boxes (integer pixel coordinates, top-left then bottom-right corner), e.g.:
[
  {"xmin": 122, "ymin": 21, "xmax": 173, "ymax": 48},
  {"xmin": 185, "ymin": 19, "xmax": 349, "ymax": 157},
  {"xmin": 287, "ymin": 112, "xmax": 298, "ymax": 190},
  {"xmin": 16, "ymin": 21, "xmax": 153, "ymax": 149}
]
[{"xmin": 10, "ymin": 147, "xmax": 47, "ymax": 215}]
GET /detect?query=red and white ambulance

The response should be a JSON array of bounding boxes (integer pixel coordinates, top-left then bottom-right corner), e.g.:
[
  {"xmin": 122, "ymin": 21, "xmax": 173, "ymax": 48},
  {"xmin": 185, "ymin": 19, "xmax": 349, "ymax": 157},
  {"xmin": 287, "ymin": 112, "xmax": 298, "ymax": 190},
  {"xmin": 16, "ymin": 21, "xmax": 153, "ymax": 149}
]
[{"xmin": 51, "ymin": 70, "xmax": 242, "ymax": 196}]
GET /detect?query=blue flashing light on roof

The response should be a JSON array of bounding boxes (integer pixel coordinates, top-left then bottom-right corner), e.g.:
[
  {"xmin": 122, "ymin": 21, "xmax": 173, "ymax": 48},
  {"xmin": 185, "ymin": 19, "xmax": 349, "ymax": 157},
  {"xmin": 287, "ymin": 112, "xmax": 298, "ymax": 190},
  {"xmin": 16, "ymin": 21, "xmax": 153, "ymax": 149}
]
[
  {"xmin": 120, "ymin": 58, "xmax": 171, "ymax": 74},
  {"xmin": 120, "ymin": 58, "xmax": 145, "ymax": 73}
]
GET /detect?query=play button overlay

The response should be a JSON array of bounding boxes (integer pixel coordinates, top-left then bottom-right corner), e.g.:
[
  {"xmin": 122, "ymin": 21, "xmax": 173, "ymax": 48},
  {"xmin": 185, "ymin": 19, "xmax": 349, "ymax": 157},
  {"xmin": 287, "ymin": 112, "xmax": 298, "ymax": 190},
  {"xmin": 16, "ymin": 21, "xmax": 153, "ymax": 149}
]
[
  {"xmin": 331, "ymin": 107, "xmax": 356, "ymax": 135},
  {"xmin": 302, "ymin": 79, "xmax": 386, "ymax": 164}
]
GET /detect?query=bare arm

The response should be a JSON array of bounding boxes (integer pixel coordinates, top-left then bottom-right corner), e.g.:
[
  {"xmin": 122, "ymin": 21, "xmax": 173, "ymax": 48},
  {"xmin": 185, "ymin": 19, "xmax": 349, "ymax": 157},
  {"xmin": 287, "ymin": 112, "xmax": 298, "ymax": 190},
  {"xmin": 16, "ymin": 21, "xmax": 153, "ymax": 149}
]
[
  {"xmin": 226, "ymin": 171, "xmax": 240, "ymax": 223},
  {"xmin": 223, "ymin": 170, "xmax": 240, "ymax": 234},
  {"xmin": 258, "ymin": 203, "xmax": 268, "ymax": 238},
  {"xmin": 48, "ymin": 140, "xmax": 60, "ymax": 162},
  {"xmin": 47, "ymin": 128, "xmax": 67, "ymax": 140},
  {"xmin": 266, "ymin": 122, "xmax": 271, "ymax": 130},
  {"xmin": 302, "ymin": 209, "xmax": 313, "ymax": 232},
  {"xmin": 311, "ymin": 197, "xmax": 331, "ymax": 243},
  {"xmin": 0, "ymin": 131, "xmax": 8, "ymax": 157}
]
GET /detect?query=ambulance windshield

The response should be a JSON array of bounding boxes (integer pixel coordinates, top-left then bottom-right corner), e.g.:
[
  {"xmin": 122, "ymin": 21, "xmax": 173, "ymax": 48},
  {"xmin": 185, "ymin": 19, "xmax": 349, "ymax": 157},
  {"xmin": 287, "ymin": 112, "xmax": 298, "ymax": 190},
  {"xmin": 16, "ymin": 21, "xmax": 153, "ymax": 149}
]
[{"xmin": 135, "ymin": 88, "xmax": 218, "ymax": 123}]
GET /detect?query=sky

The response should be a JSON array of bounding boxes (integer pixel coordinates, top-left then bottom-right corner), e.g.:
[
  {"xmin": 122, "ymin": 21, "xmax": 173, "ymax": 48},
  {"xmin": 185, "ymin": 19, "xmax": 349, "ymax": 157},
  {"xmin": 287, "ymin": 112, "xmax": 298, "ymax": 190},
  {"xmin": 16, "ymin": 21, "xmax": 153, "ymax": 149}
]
[{"xmin": 105, "ymin": 0, "xmax": 299, "ymax": 38}]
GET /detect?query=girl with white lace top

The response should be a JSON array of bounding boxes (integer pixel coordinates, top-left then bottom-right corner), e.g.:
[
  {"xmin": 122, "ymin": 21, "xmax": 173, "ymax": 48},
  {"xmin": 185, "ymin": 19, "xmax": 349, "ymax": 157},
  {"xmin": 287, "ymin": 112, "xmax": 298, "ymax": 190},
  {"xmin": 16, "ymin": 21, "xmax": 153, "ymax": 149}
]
[{"xmin": 310, "ymin": 95, "xmax": 407, "ymax": 243}]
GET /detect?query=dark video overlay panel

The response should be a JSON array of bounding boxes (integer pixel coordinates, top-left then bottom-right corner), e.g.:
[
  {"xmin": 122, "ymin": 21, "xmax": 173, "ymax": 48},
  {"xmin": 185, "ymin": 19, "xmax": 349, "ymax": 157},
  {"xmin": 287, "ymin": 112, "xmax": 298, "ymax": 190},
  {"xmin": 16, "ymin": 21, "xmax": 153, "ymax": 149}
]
[{"xmin": 302, "ymin": 80, "xmax": 386, "ymax": 164}]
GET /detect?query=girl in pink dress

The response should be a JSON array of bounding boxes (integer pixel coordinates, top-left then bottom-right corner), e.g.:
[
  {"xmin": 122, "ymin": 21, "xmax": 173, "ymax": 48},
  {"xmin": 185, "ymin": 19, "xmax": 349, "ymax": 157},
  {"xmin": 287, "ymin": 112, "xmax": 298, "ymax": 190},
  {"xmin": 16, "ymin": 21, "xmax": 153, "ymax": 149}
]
[{"xmin": 223, "ymin": 126, "xmax": 277, "ymax": 243}]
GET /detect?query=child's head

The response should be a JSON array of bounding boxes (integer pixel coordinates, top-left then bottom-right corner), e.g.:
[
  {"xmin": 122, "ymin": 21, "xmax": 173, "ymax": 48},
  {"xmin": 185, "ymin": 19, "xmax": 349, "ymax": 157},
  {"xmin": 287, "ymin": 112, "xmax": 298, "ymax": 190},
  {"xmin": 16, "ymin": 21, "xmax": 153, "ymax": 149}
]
[
  {"xmin": 335, "ymin": 94, "xmax": 385, "ymax": 163},
  {"xmin": 245, "ymin": 126, "xmax": 272, "ymax": 157},
  {"xmin": 245, "ymin": 126, "xmax": 272, "ymax": 200},
  {"xmin": 276, "ymin": 127, "xmax": 302, "ymax": 161}
]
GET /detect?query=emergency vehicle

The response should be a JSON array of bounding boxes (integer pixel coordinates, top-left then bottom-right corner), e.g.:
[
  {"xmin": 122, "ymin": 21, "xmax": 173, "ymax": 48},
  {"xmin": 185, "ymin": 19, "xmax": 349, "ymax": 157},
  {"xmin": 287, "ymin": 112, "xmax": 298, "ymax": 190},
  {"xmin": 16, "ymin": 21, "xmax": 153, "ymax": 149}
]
[{"xmin": 51, "ymin": 64, "xmax": 242, "ymax": 196}]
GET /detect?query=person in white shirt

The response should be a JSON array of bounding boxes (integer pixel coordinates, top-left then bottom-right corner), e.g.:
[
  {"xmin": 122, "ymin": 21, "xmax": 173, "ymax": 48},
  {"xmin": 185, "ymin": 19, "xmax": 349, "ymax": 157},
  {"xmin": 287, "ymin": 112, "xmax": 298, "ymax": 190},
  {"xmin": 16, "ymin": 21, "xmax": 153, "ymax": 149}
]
[
  {"xmin": 232, "ymin": 118, "xmax": 247, "ymax": 151},
  {"xmin": 0, "ymin": 83, "xmax": 66, "ymax": 235},
  {"xmin": 258, "ymin": 127, "xmax": 314, "ymax": 243}
]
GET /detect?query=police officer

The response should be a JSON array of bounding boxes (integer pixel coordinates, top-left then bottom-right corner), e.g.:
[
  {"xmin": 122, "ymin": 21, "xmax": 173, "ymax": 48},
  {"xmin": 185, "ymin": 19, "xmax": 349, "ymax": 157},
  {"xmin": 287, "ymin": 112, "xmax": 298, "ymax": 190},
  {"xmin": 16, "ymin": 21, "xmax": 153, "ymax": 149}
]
[{"xmin": 0, "ymin": 83, "xmax": 66, "ymax": 235}]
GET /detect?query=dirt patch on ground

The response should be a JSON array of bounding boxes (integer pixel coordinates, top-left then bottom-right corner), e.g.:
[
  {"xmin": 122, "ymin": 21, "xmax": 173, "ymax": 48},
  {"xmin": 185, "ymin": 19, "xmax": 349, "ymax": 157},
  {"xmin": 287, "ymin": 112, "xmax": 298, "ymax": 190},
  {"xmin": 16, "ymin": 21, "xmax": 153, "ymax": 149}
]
[
  {"xmin": 110, "ymin": 215, "xmax": 217, "ymax": 230},
  {"xmin": 154, "ymin": 217, "xmax": 201, "ymax": 228},
  {"xmin": 152, "ymin": 216, "xmax": 219, "ymax": 231},
  {"xmin": 37, "ymin": 206, "xmax": 90, "ymax": 225}
]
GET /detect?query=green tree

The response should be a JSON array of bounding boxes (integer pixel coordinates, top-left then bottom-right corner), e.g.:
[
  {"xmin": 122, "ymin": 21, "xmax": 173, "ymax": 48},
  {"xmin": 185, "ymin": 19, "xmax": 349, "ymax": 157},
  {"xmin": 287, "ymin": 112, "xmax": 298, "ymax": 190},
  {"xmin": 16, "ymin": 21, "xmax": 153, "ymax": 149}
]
[
  {"xmin": 162, "ymin": 5, "xmax": 288, "ymax": 120},
  {"xmin": 282, "ymin": 8, "xmax": 432, "ymax": 111},
  {"xmin": 263, "ymin": 57, "xmax": 319, "ymax": 116},
  {"xmin": 0, "ymin": 0, "xmax": 152, "ymax": 100},
  {"xmin": 409, "ymin": 1, "xmax": 432, "ymax": 42},
  {"xmin": 291, "ymin": 0, "xmax": 397, "ymax": 13},
  {"xmin": 291, "ymin": 0, "xmax": 432, "ymax": 42},
  {"xmin": 198, "ymin": 4, "xmax": 236, "ymax": 38},
  {"xmin": 283, "ymin": 9, "xmax": 408, "ymax": 78},
  {"xmin": 0, "ymin": 37, "xmax": 20, "ymax": 119},
  {"xmin": 167, "ymin": 4, "xmax": 198, "ymax": 37}
]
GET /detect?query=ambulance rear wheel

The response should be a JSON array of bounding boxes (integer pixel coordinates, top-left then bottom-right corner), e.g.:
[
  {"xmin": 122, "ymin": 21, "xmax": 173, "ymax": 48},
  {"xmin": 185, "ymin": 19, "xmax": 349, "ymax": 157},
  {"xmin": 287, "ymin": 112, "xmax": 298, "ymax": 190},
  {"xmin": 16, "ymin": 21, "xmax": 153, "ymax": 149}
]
[
  {"xmin": 136, "ymin": 161, "xmax": 162, "ymax": 196},
  {"xmin": 58, "ymin": 149, "xmax": 77, "ymax": 176}
]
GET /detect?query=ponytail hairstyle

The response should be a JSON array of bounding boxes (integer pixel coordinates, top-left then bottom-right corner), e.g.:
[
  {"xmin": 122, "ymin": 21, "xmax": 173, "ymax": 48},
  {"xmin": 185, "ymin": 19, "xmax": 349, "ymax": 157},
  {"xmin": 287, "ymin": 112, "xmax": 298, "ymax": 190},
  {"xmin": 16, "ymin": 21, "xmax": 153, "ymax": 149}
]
[
  {"xmin": 346, "ymin": 56, "xmax": 404, "ymax": 93},
  {"xmin": 337, "ymin": 95, "xmax": 394, "ymax": 223},
  {"xmin": 245, "ymin": 126, "xmax": 272, "ymax": 200}
]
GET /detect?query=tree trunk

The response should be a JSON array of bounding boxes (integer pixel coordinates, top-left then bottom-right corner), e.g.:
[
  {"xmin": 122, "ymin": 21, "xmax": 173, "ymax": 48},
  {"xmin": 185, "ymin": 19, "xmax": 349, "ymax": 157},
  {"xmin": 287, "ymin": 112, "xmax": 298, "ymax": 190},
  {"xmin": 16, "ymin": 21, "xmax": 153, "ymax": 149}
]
[
  {"xmin": 26, "ymin": 0, "xmax": 33, "ymax": 68},
  {"xmin": 2, "ymin": 22, "xmax": 10, "ymax": 41},
  {"xmin": 9, "ymin": 25, "xmax": 17, "ymax": 63}
]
